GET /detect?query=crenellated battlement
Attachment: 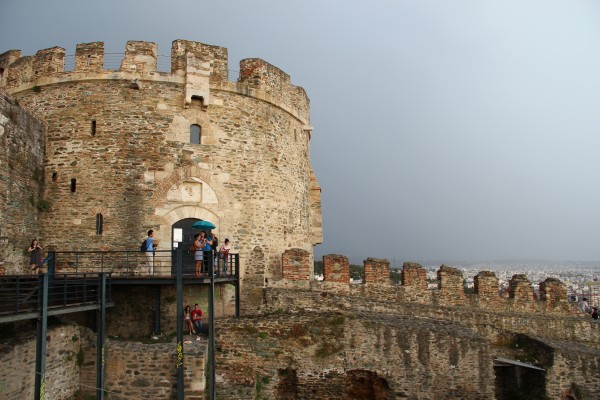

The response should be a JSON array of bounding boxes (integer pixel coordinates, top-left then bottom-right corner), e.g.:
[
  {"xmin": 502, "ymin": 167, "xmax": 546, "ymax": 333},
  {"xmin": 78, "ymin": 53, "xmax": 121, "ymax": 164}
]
[
  {"xmin": 276, "ymin": 250, "xmax": 573, "ymax": 316},
  {"xmin": 0, "ymin": 39, "xmax": 310, "ymax": 123}
]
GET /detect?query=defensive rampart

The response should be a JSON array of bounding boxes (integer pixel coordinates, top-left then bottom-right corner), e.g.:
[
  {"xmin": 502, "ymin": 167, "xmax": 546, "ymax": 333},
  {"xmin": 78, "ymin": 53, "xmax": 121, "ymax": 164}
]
[
  {"xmin": 270, "ymin": 250, "xmax": 598, "ymax": 345},
  {"xmin": 210, "ymin": 250, "xmax": 600, "ymax": 399},
  {"xmin": 0, "ymin": 40, "xmax": 322, "ymax": 288},
  {"xmin": 0, "ymin": 40, "xmax": 310, "ymax": 124}
]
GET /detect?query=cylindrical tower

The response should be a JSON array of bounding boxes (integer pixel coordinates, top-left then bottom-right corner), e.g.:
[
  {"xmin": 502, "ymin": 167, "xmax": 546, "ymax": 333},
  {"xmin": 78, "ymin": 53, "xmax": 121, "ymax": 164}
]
[{"xmin": 0, "ymin": 40, "xmax": 323, "ymax": 293}]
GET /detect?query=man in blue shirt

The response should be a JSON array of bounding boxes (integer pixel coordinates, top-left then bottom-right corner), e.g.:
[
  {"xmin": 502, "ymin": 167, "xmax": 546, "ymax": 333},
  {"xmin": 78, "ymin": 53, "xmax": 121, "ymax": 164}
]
[{"xmin": 144, "ymin": 229, "xmax": 155, "ymax": 274}]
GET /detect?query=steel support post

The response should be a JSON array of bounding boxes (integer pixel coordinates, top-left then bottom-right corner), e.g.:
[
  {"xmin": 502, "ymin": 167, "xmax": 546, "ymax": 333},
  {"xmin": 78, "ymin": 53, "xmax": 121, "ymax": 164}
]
[
  {"xmin": 96, "ymin": 273, "xmax": 107, "ymax": 400},
  {"xmin": 235, "ymin": 254, "xmax": 240, "ymax": 317},
  {"xmin": 34, "ymin": 274, "xmax": 49, "ymax": 400},
  {"xmin": 47, "ymin": 251, "xmax": 55, "ymax": 277},
  {"xmin": 209, "ymin": 258, "xmax": 216, "ymax": 400},
  {"xmin": 154, "ymin": 285, "xmax": 162, "ymax": 334},
  {"xmin": 176, "ymin": 248, "xmax": 184, "ymax": 400}
]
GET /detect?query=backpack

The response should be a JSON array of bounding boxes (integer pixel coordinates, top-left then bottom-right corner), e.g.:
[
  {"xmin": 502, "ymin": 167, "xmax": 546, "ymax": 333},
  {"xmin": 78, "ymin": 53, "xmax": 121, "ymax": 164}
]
[{"xmin": 140, "ymin": 239, "xmax": 146, "ymax": 252}]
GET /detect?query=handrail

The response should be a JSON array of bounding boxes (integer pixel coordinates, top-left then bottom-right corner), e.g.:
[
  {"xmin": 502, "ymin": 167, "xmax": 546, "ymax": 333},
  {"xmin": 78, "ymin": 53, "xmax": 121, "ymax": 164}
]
[
  {"xmin": 50, "ymin": 250, "xmax": 238, "ymax": 278},
  {"xmin": 0, "ymin": 273, "xmax": 112, "ymax": 317}
]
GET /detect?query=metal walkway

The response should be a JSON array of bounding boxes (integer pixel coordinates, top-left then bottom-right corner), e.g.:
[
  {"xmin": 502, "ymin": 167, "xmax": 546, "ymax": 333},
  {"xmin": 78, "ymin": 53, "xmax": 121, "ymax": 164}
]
[{"xmin": 0, "ymin": 247, "xmax": 239, "ymax": 400}]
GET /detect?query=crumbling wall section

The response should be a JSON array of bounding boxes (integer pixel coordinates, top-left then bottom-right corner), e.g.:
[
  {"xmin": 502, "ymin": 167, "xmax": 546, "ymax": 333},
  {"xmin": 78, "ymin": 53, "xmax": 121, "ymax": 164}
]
[{"xmin": 214, "ymin": 312, "xmax": 495, "ymax": 399}]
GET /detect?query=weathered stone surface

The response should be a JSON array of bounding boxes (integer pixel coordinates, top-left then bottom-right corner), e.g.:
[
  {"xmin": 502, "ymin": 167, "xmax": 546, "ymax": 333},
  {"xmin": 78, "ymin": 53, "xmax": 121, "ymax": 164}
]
[
  {"xmin": 0, "ymin": 40, "xmax": 322, "ymax": 293},
  {"xmin": 0, "ymin": 324, "xmax": 81, "ymax": 400},
  {"xmin": 0, "ymin": 92, "xmax": 45, "ymax": 272}
]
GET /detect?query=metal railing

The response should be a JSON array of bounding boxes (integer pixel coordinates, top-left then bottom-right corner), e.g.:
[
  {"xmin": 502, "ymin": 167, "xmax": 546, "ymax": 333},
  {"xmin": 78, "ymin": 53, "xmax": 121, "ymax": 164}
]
[
  {"xmin": 51, "ymin": 249, "xmax": 239, "ymax": 278},
  {"xmin": 0, "ymin": 273, "xmax": 111, "ymax": 316}
]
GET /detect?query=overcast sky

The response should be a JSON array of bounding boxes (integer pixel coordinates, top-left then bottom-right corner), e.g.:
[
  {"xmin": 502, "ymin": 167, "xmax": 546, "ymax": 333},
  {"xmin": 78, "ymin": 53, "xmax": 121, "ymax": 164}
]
[{"xmin": 2, "ymin": 0, "xmax": 600, "ymax": 264}]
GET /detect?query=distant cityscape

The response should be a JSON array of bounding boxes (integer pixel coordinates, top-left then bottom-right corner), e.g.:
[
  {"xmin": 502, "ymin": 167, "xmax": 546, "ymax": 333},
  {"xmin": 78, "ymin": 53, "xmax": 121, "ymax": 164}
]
[{"xmin": 421, "ymin": 261, "xmax": 600, "ymax": 306}]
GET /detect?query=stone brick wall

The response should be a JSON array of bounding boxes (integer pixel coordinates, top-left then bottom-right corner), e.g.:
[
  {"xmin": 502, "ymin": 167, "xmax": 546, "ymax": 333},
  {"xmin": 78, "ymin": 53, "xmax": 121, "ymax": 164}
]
[
  {"xmin": 281, "ymin": 248, "xmax": 311, "ymax": 282},
  {"xmin": 474, "ymin": 270, "xmax": 501, "ymax": 305},
  {"xmin": 0, "ymin": 40, "xmax": 321, "ymax": 300},
  {"xmin": 322, "ymin": 254, "xmax": 349, "ymax": 283},
  {"xmin": 214, "ymin": 312, "xmax": 495, "ymax": 399},
  {"xmin": 363, "ymin": 257, "xmax": 390, "ymax": 285},
  {"xmin": 0, "ymin": 92, "xmax": 45, "ymax": 273},
  {"xmin": 435, "ymin": 264, "xmax": 466, "ymax": 305},
  {"xmin": 0, "ymin": 324, "xmax": 82, "ymax": 399},
  {"xmin": 262, "ymin": 286, "xmax": 600, "ymax": 347},
  {"xmin": 545, "ymin": 345, "xmax": 600, "ymax": 400},
  {"xmin": 106, "ymin": 284, "xmax": 235, "ymax": 338}
]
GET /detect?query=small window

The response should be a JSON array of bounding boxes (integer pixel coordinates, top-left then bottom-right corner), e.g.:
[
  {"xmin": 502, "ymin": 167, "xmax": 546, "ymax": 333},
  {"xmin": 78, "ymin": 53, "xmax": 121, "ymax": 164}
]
[
  {"xmin": 91, "ymin": 120, "xmax": 96, "ymax": 136},
  {"xmin": 70, "ymin": 178, "xmax": 77, "ymax": 193},
  {"xmin": 52, "ymin": 172, "xmax": 58, "ymax": 182},
  {"xmin": 190, "ymin": 124, "xmax": 201, "ymax": 144},
  {"xmin": 95, "ymin": 213, "xmax": 103, "ymax": 235},
  {"xmin": 87, "ymin": 55, "xmax": 91, "ymax": 66}
]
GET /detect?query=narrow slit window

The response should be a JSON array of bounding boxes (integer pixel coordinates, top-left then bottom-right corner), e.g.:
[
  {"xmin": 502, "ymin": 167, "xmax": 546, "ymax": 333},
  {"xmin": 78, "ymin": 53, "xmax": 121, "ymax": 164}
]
[
  {"xmin": 52, "ymin": 172, "xmax": 57, "ymax": 182},
  {"xmin": 91, "ymin": 120, "xmax": 96, "ymax": 136},
  {"xmin": 95, "ymin": 213, "xmax": 103, "ymax": 235},
  {"xmin": 87, "ymin": 55, "xmax": 91, "ymax": 66},
  {"xmin": 190, "ymin": 124, "xmax": 201, "ymax": 144},
  {"xmin": 70, "ymin": 178, "xmax": 77, "ymax": 193}
]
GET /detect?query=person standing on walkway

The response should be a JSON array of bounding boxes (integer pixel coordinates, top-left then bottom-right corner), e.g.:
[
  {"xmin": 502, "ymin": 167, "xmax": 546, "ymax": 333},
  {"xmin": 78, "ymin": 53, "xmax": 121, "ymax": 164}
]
[
  {"xmin": 203, "ymin": 232, "xmax": 213, "ymax": 276},
  {"xmin": 28, "ymin": 239, "xmax": 43, "ymax": 274},
  {"xmin": 193, "ymin": 233, "xmax": 203, "ymax": 276},
  {"xmin": 219, "ymin": 238, "xmax": 231, "ymax": 274},
  {"xmin": 143, "ymin": 230, "xmax": 155, "ymax": 274}
]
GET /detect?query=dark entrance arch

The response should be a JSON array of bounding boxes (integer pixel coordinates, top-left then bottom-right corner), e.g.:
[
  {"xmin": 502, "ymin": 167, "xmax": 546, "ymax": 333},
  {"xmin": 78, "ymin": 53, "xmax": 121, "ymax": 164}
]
[{"xmin": 172, "ymin": 218, "xmax": 213, "ymax": 275}]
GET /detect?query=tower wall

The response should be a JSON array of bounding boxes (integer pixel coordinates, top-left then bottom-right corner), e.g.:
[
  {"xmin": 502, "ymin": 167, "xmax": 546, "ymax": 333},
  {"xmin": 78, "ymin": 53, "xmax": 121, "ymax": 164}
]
[
  {"xmin": 0, "ymin": 40, "xmax": 320, "ymax": 286},
  {"xmin": 0, "ymin": 92, "xmax": 46, "ymax": 272}
]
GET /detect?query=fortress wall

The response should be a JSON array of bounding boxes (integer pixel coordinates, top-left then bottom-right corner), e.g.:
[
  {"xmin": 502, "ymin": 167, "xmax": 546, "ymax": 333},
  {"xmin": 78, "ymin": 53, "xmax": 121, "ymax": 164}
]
[
  {"xmin": 239, "ymin": 58, "xmax": 310, "ymax": 116},
  {"xmin": 281, "ymin": 248, "xmax": 312, "ymax": 283},
  {"xmin": 0, "ymin": 324, "xmax": 82, "ymax": 400},
  {"xmin": 0, "ymin": 65, "xmax": 315, "ymax": 289},
  {"xmin": 262, "ymin": 286, "xmax": 599, "ymax": 347},
  {"xmin": 214, "ymin": 313, "xmax": 495, "ymax": 399},
  {"xmin": 323, "ymin": 254, "xmax": 349, "ymax": 284},
  {"xmin": 171, "ymin": 39, "xmax": 228, "ymax": 82},
  {"xmin": 0, "ymin": 50, "xmax": 21, "ymax": 87},
  {"xmin": 75, "ymin": 42, "xmax": 104, "ymax": 72},
  {"xmin": 275, "ymin": 254, "xmax": 572, "ymax": 317},
  {"xmin": 102, "ymin": 340, "xmax": 177, "ymax": 399},
  {"xmin": 0, "ymin": 41, "xmax": 309, "ymax": 122},
  {"xmin": 545, "ymin": 345, "xmax": 600, "ymax": 400},
  {"xmin": 121, "ymin": 41, "xmax": 158, "ymax": 73},
  {"xmin": 309, "ymin": 170, "xmax": 322, "ymax": 245},
  {"xmin": 0, "ymin": 92, "xmax": 46, "ymax": 273},
  {"xmin": 436, "ymin": 264, "xmax": 467, "ymax": 305},
  {"xmin": 364, "ymin": 257, "xmax": 390, "ymax": 285},
  {"xmin": 539, "ymin": 277, "xmax": 568, "ymax": 310},
  {"xmin": 80, "ymin": 328, "xmax": 184, "ymax": 400}
]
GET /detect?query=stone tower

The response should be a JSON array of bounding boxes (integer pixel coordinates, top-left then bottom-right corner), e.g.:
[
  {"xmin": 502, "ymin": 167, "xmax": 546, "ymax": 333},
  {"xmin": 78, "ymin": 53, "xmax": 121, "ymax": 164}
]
[{"xmin": 0, "ymin": 40, "xmax": 323, "ymax": 287}]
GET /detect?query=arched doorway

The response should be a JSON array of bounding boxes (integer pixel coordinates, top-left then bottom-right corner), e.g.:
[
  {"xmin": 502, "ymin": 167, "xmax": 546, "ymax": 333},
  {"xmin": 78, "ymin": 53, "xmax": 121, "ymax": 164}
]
[{"xmin": 172, "ymin": 218, "xmax": 214, "ymax": 275}]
